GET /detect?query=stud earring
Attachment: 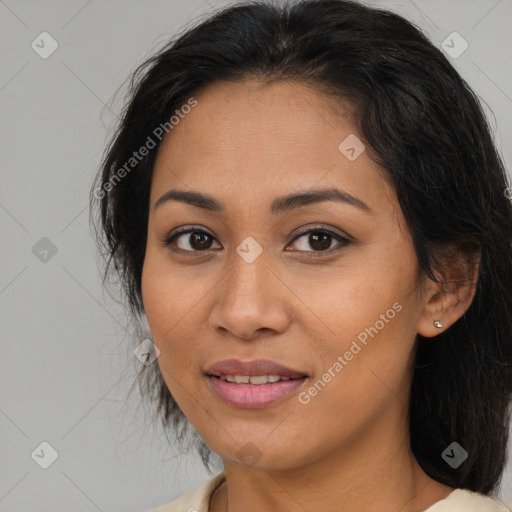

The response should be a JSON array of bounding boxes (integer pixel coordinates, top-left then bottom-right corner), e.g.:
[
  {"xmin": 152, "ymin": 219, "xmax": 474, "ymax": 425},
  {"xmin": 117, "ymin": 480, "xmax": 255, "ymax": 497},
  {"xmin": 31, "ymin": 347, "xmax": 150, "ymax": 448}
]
[{"xmin": 434, "ymin": 320, "xmax": 443, "ymax": 329}]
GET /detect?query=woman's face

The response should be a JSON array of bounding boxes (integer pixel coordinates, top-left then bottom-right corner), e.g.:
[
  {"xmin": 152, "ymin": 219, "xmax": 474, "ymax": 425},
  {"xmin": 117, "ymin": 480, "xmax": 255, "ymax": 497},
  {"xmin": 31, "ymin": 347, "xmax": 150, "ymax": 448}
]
[{"xmin": 141, "ymin": 80, "xmax": 432, "ymax": 471}]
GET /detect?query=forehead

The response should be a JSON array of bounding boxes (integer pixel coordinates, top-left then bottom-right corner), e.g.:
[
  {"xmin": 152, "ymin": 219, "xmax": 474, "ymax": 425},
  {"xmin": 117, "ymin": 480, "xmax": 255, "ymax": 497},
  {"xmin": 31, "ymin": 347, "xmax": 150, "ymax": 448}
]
[{"xmin": 150, "ymin": 79, "xmax": 395, "ymax": 216}]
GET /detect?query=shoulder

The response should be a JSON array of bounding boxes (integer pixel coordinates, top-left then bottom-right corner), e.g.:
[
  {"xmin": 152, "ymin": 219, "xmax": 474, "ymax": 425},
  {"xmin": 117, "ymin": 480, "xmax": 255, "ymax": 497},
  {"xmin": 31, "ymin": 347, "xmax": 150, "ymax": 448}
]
[
  {"xmin": 424, "ymin": 488, "xmax": 511, "ymax": 512},
  {"xmin": 152, "ymin": 471, "xmax": 226, "ymax": 512}
]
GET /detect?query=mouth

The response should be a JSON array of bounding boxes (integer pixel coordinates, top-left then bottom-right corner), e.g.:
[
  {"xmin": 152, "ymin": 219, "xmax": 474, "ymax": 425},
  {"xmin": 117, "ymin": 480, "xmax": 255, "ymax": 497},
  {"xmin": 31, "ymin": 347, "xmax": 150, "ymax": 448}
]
[
  {"xmin": 204, "ymin": 358, "xmax": 310, "ymax": 408},
  {"xmin": 206, "ymin": 373, "xmax": 309, "ymax": 408},
  {"xmin": 205, "ymin": 358, "xmax": 309, "ymax": 380},
  {"xmin": 208, "ymin": 374, "xmax": 305, "ymax": 384}
]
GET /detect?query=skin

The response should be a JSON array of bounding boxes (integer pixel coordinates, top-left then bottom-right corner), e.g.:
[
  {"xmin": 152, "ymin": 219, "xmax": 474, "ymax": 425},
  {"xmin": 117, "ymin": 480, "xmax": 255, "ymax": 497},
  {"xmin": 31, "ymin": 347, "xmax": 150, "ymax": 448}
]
[{"xmin": 141, "ymin": 79, "xmax": 479, "ymax": 512}]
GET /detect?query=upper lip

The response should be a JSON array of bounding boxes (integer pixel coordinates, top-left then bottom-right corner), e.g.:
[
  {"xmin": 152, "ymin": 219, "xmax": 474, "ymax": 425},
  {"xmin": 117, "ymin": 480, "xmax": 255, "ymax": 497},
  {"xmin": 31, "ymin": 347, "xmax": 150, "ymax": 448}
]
[{"xmin": 206, "ymin": 358, "xmax": 308, "ymax": 379}]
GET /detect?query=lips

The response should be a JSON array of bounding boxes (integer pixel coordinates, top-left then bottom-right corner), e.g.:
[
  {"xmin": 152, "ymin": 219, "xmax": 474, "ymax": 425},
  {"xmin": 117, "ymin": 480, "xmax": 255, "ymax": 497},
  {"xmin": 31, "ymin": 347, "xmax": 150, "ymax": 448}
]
[{"xmin": 205, "ymin": 358, "xmax": 308, "ymax": 379}]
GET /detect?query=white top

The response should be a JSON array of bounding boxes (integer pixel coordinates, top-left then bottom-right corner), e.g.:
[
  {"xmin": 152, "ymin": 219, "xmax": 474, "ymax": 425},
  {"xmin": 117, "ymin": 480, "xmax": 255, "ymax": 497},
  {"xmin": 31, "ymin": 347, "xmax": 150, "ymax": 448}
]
[{"xmin": 152, "ymin": 470, "xmax": 511, "ymax": 512}]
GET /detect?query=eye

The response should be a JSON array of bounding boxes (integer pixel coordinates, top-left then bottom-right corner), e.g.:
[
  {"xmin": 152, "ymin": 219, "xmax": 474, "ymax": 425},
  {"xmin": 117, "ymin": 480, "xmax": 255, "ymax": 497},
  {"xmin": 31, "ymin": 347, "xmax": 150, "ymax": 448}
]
[
  {"xmin": 164, "ymin": 225, "xmax": 351, "ymax": 256},
  {"xmin": 164, "ymin": 226, "xmax": 221, "ymax": 253},
  {"xmin": 286, "ymin": 227, "xmax": 351, "ymax": 255}
]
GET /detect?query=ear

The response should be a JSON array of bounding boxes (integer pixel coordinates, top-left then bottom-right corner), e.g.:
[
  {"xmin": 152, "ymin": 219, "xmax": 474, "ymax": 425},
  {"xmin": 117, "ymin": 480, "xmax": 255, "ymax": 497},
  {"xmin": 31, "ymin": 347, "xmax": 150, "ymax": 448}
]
[{"xmin": 417, "ymin": 240, "xmax": 481, "ymax": 338}]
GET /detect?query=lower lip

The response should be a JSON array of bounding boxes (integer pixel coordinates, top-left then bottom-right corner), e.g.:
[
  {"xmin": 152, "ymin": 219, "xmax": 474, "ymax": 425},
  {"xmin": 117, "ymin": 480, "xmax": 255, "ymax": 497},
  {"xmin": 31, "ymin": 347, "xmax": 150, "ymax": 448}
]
[{"xmin": 207, "ymin": 375, "xmax": 308, "ymax": 408}]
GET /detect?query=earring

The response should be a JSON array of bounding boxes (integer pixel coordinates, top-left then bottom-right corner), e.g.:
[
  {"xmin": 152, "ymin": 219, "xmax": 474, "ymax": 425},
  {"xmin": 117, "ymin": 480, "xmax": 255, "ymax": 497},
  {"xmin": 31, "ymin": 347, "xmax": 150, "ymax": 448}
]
[{"xmin": 434, "ymin": 320, "xmax": 443, "ymax": 329}]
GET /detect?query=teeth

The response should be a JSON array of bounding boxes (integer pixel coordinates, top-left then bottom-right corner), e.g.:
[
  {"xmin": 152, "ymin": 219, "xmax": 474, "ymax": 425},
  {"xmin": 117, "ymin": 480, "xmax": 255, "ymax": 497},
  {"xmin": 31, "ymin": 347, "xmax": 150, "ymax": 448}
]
[{"xmin": 220, "ymin": 375, "xmax": 293, "ymax": 384}]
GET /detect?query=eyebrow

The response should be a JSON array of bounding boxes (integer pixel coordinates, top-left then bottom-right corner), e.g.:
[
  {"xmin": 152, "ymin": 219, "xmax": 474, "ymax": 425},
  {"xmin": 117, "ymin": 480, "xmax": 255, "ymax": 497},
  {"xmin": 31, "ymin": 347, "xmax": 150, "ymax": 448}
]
[{"xmin": 154, "ymin": 187, "xmax": 374, "ymax": 216}]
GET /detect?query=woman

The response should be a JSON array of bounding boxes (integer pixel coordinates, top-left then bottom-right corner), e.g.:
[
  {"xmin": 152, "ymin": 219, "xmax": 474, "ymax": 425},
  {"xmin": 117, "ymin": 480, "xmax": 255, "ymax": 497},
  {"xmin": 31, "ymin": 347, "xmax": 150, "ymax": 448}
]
[{"xmin": 90, "ymin": 0, "xmax": 512, "ymax": 510}]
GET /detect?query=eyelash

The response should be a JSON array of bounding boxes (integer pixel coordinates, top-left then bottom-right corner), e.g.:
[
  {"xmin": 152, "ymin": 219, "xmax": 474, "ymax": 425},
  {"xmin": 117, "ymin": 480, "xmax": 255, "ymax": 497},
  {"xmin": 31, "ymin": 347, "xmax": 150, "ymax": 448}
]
[{"xmin": 163, "ymin": 225, "xmax": 351, "ymax": 257}]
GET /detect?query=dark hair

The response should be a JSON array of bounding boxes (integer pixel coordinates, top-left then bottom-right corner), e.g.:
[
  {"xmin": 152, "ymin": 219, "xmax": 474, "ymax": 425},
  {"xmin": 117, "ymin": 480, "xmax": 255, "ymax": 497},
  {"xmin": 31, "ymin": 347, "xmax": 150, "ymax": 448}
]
[{"xmin": 89, "ymin": 0, "xmax": 512, "ymax": 494}]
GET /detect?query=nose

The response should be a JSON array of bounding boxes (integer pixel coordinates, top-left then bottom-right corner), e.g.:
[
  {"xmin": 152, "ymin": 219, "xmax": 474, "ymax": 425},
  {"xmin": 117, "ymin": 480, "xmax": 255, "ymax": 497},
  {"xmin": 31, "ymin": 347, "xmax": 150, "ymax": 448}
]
[{"xmin": 209, "ymin": 248, "xmax": 291, "ymax": 341}]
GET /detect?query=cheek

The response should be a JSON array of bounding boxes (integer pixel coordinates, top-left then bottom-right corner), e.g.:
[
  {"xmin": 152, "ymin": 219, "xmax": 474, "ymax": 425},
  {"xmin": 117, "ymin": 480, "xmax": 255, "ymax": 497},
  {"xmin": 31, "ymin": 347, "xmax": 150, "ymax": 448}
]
[
  {"xmin": 141, "ymin": 247, "xmax": 210, "ymax": 339},
  {"xmin": 289, "ymin": 258, "xmax": 403, "ymax": 339},
  {"xmin": 140, "ymin": 250, "xmax": 213, "ymax": 394},
  {"xmin": 292, "ymin": 302, "xmax": 415, "ymax": 457},
  {"xmin": 292, "ymin": 259, "xmax": 416, "ymax": 400},
  {"xmin": 141, "ymin": 266, "xmax": 197, "ymax": 412}
]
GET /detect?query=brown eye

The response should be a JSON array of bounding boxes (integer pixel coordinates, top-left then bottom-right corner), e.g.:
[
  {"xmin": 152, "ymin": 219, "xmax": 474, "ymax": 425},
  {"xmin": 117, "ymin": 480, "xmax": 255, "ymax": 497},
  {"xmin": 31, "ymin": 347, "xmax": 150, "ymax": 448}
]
[
  {"xmin": 186, "ymin": 232, "xmax": 214, "ymax": 250},
  {"xmin": 164, "ymin": 225, "xmax": 351, "ymax": 256},
  {"xmin": 288, "ymin": 229, "xmax": 350, "ymax": 254},
  {"xmin": 306, "ymin": 232, "xmax": 332, "ymax": 251},
  {"xmin": 165, "ymin": 228, "xmax": 221, "ymax": 252}
]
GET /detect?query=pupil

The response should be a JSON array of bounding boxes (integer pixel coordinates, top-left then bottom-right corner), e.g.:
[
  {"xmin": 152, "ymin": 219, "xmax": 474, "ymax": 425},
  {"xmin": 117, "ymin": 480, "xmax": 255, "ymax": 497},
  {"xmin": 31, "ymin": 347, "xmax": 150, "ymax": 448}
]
[
  {"xmin": 311, "ymin": 233, "xmax": 331, "ymax": 250},
  {"xmin": 188, "ymin": 232, "xmax": 332, "ymax": 251},
  {"xmin": 192, "ymin": 232, "xmax": 212, "ymax": 250}
]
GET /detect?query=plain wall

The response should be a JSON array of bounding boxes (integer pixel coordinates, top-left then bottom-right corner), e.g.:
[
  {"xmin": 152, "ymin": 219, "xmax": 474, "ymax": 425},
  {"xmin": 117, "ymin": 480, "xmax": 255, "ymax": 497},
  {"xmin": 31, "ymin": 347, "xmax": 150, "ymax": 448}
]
[{"xmin": 1, "ymin": 0, "xmax": 511, "ymax": 510}]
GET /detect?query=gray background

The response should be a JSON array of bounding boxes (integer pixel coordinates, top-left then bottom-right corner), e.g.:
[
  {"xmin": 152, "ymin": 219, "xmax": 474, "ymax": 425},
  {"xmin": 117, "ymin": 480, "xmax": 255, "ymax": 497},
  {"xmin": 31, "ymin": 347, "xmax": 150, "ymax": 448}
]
[{"xmin": 1, "ymin": 0, "xmax": 511, "ymax": 510}]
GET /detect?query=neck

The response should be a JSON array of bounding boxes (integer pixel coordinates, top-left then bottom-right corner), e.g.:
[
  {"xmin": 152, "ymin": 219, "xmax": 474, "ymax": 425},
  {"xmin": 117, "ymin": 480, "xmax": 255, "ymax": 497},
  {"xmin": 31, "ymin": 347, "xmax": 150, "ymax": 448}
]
[{"xmin": 209, "ymin": 409, "xmax": 455, "ymax": 512}]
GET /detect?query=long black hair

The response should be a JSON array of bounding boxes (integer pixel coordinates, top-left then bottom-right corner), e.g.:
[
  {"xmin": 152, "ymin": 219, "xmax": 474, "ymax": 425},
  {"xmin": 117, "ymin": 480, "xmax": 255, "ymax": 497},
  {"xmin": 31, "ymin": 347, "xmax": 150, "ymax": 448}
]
[{"xmin": 89, "ymin": 0, "xmax": 512, "ymax": 494}]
